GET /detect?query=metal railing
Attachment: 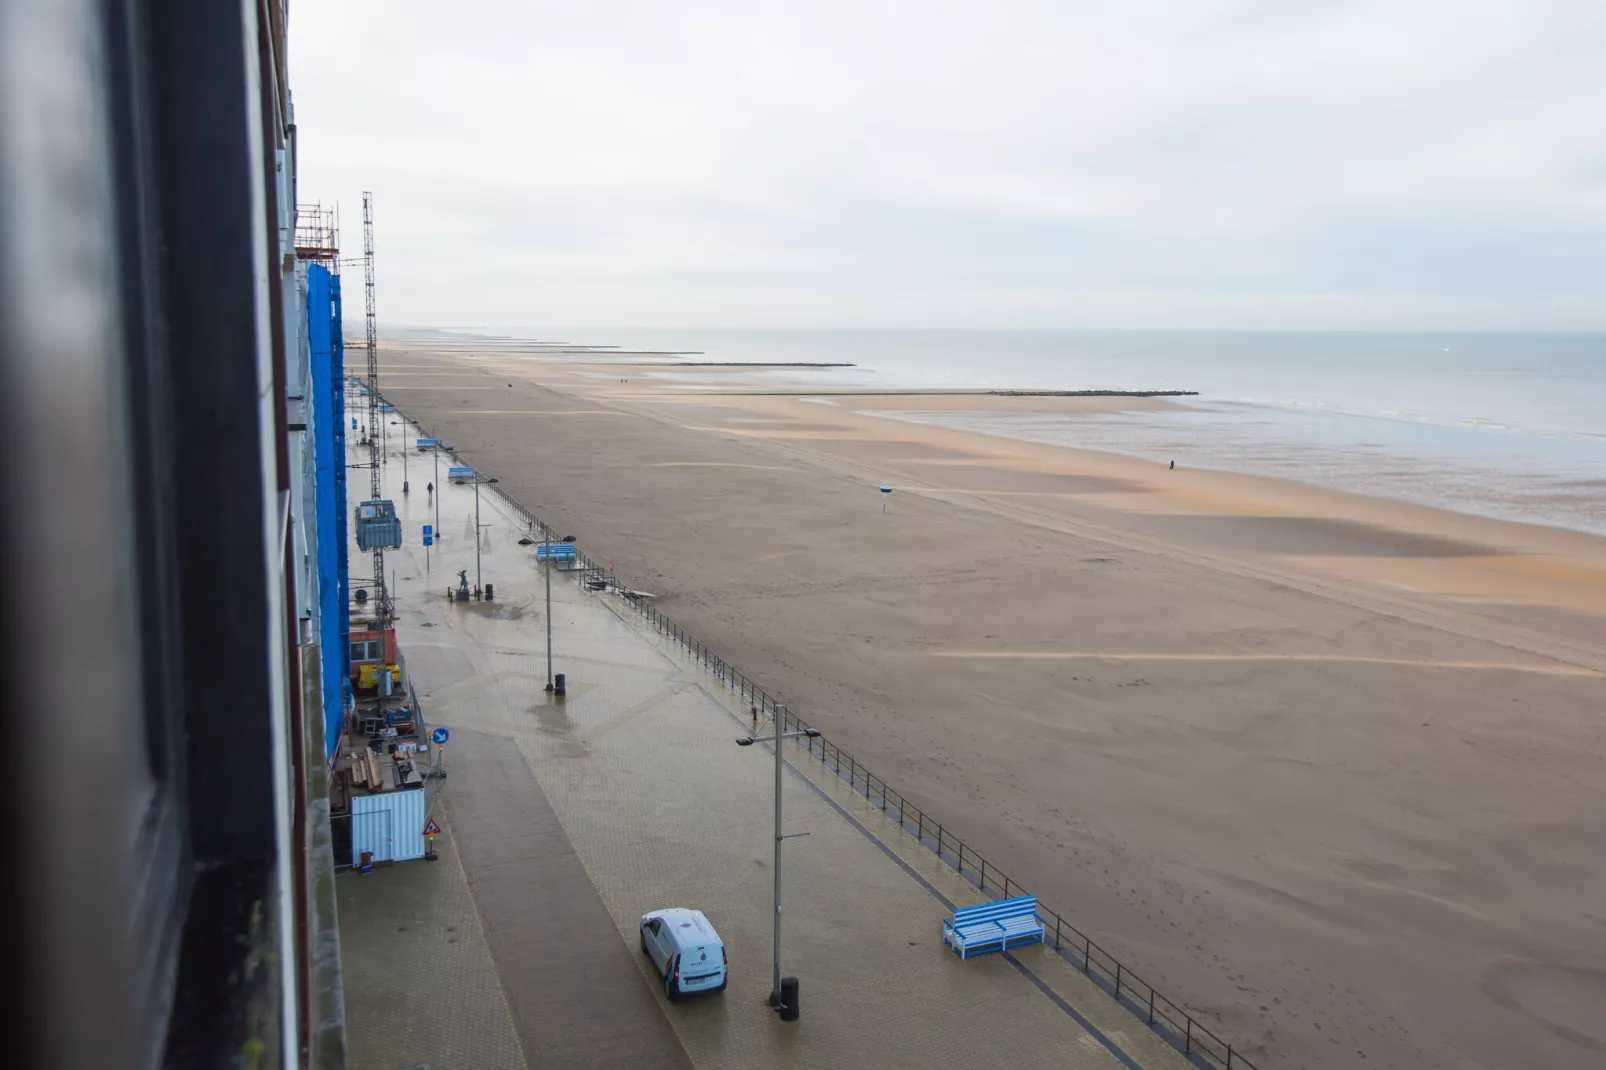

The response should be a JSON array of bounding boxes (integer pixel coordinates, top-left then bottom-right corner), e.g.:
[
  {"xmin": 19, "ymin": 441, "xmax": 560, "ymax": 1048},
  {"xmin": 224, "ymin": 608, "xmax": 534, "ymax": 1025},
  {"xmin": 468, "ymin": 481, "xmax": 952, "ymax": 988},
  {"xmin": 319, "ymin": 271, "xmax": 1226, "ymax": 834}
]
[{"xmin": 395, "ymin": 405, "xmax": 1265, "ymax": 1070}]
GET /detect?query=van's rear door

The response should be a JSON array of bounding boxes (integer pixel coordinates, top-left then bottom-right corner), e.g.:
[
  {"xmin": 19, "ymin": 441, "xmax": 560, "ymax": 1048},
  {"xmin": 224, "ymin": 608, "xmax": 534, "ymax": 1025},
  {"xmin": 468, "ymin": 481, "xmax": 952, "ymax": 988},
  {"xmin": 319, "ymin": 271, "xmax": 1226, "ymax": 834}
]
[{"xmin": 681, "ymin": 940, "xmax": 720, "ymax": 979}]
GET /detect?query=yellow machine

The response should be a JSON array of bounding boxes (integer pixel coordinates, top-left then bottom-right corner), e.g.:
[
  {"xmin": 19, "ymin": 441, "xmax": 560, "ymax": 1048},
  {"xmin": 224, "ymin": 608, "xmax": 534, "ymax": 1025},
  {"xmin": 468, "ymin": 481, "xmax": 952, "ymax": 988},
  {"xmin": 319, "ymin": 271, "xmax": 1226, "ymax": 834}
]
[{"xmin": 355, "ymin": 660, "xmax": 401, "ymax": 691}]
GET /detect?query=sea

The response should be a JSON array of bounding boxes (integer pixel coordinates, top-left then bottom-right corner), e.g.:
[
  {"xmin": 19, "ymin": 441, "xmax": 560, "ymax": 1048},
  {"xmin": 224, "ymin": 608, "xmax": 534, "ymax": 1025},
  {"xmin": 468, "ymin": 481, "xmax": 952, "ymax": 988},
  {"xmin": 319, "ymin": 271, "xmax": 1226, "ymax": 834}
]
[{"xmin": 476, "ymin": 328, "xmax": 1606, "ymax": 537}]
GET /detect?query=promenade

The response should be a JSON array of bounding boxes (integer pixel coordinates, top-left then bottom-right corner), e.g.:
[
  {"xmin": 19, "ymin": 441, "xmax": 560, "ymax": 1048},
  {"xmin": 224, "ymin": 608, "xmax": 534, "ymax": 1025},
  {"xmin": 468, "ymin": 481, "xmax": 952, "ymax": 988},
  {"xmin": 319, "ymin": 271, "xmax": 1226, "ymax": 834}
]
[{"xmin": 336, "ymin": 411, "xmax": 1196, "ymax": 1070}]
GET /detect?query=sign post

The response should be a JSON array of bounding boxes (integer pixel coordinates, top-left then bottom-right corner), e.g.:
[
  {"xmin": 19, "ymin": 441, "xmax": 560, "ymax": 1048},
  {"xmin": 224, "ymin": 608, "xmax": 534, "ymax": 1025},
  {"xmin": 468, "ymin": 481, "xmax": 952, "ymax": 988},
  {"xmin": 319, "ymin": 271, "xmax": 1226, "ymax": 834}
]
[
  {"xmin": 423, "ymin": 816, "xmax": 442, "ymax": 861},
  {"xmin": 423, "ymin": 523, "xmax": 433, "ymax": 571},
  {"xmin": 880, "ymin": 483, "xmax": 892, "ymax": 514},
  {"xmin": 429, "ymin": 726, "xmax": 449, "ymax": 779}
]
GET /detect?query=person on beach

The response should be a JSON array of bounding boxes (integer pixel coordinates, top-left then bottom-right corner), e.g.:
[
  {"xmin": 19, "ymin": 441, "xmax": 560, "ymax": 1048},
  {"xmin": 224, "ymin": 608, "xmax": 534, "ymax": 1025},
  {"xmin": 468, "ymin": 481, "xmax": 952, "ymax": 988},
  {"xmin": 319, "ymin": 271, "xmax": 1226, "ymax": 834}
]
[{"xmin": 1169, "ymin": 460, "xmax": 1175, "ymax": 470}]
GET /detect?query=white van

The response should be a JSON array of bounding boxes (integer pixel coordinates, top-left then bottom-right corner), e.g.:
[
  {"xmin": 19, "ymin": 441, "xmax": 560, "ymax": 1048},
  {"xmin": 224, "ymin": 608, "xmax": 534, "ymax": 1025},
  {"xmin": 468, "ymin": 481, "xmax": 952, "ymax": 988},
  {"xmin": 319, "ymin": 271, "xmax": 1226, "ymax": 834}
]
[{"xmin": 640, "ymin": 908, "xmax": 727, "ymax": 1000}]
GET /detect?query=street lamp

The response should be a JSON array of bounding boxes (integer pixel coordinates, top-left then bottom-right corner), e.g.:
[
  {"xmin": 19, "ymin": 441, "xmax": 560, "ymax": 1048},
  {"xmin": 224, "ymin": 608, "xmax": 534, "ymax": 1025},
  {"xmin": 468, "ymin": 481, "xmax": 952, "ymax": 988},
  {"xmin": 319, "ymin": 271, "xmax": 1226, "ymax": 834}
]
[
  {"xmin": 429, "ymin": 442, "xmax": 451, "ymax": 540},
  {"xmin": 736, "ymin": 713, "xmax": 821, "ymax": 1017},
  {"xmin": 473, "ymin": 475, "xmax": 498, "ymax": 596},
  {"xmin": 542, "ymin": 534, "xmax": 577, "ymax": 691},
  {"xmin": 398, "ymin": 422, "xmax": 408, "ymax": 493}
]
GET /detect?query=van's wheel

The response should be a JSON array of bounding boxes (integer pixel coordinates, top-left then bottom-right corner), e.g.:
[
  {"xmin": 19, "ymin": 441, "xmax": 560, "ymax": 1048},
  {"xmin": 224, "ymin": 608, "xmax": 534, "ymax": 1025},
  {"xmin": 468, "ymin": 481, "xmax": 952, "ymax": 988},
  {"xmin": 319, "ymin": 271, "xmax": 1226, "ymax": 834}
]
[{"xmin": 664, "ymin": 974, "xmax": 679, "ymax": 1002}]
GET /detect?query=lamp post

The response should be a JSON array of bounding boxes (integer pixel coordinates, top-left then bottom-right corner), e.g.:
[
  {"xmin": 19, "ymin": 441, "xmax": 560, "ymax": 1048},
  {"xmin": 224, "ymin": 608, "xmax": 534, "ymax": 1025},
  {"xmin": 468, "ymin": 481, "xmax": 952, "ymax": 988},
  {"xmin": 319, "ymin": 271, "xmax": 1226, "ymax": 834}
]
[
  {"xmin": 427, "ymin": 441, "xmax": 450, "ymax": 539},
  {"xmin": 542, "ymin": 534, "xmax": 577, "ymax": 691},
  {"xmin": 736, "ymin": 713, "xmax": 821, "ymax": 1015},
  {"xmin": 473, "ymin": 475, "xmax": 498, "ymax": 595}
]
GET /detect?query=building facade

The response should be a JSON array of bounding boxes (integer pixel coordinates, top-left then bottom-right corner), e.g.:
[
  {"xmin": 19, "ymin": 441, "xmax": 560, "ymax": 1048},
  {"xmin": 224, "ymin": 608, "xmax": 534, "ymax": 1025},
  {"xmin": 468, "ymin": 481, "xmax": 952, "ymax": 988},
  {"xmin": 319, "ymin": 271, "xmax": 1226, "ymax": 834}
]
[{"xmin": 1, "ymin": 2, "xmax": 347, "ymax": 1067}]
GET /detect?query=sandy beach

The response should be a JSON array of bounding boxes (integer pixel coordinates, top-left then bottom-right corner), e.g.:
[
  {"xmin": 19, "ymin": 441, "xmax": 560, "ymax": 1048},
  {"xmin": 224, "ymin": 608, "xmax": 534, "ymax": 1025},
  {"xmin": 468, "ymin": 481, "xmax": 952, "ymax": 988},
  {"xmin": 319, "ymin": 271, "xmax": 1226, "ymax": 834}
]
[{"xmin": 373, "ymin": 343, "xmax": 1606, "ymax": 1070}]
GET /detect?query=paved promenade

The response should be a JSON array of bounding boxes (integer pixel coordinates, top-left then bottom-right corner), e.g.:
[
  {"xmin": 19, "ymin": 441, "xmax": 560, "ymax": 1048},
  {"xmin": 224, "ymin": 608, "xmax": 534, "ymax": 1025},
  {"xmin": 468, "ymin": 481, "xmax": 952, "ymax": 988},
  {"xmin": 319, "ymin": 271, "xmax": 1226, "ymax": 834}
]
[{"xmin": 337, "ymin": 412, "xmax": 1194, "ymax": 1069}]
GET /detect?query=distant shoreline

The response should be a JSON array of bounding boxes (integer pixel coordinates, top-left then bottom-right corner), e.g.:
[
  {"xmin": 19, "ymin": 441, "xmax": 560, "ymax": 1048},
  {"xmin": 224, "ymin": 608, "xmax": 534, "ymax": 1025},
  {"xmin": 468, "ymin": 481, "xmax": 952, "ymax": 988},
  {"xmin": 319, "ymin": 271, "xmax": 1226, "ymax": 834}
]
[
  {"xmin": 666, "ymin": 360, "xmax": 855, "ymax": 368},
  {"xmin": 987, "ymin": 389, "xmax": 1198, "ymax": 397},
  {"xmin": 631, "ymin": 388, "xmax": 1198, "ymax": 397}
]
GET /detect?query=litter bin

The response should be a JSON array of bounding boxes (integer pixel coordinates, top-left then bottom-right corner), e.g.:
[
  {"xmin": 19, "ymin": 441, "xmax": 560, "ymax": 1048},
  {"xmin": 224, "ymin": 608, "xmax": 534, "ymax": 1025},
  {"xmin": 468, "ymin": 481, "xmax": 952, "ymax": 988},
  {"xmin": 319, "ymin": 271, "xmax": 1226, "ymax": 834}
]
[
  {"xmin": 485, "ymin": 583, "xmax": 494, "ymax": 601},
  {"xmin": 778, "ymin": 976, "xmax": 799, "ymax": 1021},
  {"xmin": 553, "ymin": 673, "xmax": 567, "ymax": 697}
]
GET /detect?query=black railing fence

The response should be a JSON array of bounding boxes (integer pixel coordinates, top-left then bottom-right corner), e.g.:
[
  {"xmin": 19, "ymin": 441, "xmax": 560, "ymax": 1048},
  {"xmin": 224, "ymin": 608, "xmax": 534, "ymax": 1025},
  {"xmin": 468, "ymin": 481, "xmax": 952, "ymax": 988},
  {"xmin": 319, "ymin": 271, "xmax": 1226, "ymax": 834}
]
[{"xmin": 396, "ymin": 406, "xmax": 1264, "ymax": 1070}]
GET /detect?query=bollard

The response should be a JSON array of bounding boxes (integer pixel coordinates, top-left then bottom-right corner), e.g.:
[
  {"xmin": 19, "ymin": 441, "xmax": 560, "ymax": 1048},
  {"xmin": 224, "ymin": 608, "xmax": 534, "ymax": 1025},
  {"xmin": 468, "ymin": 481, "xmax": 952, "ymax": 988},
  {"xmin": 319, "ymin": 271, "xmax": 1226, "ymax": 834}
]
[
  {"xmin": 778, "ymin": 976, "xmax": 800, "ymax": 1022},
  {"xmin": 554, "ymin": 672, "xmax": 567, "ymax": 697},
  {"xmin": 484, "ymin": 582, "xmax": 494, "ymax": 601}
]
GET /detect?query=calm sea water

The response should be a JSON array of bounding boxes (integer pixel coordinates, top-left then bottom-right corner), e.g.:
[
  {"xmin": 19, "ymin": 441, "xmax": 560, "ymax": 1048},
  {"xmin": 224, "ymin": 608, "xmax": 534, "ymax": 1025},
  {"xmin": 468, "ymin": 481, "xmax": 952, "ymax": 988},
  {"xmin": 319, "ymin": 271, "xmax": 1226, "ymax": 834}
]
[{"xmin": 489, "ymin": 328, "xmax": 1606, "ymax": 536}]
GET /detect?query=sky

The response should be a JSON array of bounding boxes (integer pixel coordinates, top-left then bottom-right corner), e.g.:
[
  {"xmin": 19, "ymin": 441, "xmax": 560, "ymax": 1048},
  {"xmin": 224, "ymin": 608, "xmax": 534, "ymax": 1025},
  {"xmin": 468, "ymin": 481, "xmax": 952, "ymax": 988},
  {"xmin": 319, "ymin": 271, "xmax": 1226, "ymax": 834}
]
[{"xmin": 290, "ymin": 2, "xmax": 1606, "ymax": 331}]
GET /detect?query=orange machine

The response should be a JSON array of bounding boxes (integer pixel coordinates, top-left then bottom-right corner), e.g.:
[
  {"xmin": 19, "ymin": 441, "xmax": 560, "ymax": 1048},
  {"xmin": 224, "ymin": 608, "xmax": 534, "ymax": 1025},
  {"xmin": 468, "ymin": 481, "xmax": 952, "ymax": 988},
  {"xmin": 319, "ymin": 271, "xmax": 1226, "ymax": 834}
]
[{"xmin": 348, "ymin": 622, "xmax": 401, "ymax": 691}]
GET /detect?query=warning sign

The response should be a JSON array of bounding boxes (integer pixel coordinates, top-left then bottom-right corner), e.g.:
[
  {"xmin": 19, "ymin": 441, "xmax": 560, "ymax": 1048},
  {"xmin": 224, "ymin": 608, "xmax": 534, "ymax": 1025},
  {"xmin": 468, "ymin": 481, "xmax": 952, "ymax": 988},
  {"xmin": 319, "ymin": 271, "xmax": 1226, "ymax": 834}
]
[{"xmin": 422, "ymin": 818, "xmax": 442, "ymax": 837}]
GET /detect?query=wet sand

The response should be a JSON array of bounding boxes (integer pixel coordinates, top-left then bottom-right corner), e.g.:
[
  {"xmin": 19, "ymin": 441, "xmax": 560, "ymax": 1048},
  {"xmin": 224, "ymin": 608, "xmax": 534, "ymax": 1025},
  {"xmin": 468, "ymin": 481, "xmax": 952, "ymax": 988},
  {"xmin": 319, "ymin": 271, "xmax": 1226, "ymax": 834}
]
[{"xmin": 372, "ymin": 344, "xmax": 1606, "ymax": 1070}]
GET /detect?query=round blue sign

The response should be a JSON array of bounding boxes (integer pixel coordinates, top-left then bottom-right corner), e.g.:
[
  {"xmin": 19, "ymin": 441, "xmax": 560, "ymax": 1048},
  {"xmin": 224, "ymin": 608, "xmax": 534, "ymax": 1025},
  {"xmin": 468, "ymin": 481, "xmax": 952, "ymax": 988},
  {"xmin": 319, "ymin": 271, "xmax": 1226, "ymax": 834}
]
[{"xmin": 431, "ymin": 727, "xmax": 450, "ymax": 745}]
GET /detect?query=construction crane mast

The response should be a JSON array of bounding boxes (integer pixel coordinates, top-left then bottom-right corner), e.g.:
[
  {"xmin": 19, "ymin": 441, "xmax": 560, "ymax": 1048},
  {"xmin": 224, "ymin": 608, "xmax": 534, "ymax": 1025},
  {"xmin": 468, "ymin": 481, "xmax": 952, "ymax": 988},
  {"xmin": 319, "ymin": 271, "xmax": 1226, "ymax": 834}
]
[{"xmin": 363, "ymin": 191, "xmax": 388, "ymax": 629}]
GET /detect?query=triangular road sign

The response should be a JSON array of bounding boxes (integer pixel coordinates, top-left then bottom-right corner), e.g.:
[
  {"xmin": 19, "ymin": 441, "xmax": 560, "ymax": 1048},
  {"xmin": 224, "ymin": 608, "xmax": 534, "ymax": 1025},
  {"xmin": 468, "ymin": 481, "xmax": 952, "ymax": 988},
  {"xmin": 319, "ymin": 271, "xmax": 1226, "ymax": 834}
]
[{"xmin": 422, "ymin": 818, "xmax": 442, "ymax": 836}]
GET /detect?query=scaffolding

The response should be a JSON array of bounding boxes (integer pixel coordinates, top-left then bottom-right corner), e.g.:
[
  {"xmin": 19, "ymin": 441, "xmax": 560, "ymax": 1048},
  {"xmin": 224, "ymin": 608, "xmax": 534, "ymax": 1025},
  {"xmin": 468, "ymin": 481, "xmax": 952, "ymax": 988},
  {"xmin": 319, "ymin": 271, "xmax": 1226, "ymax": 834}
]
[{"xmin": 294, "ymin": 202, "xmax": 340, "ymax": 269}]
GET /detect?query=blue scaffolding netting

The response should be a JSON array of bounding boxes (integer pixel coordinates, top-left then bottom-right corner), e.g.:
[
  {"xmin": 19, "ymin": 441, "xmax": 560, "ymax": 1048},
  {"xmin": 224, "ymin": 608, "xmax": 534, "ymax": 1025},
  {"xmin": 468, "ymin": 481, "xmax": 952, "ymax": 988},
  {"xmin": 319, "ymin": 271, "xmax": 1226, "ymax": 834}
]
[{"xmin": 308, "ymin": 264, "xmax": 349, "ymax": 757}]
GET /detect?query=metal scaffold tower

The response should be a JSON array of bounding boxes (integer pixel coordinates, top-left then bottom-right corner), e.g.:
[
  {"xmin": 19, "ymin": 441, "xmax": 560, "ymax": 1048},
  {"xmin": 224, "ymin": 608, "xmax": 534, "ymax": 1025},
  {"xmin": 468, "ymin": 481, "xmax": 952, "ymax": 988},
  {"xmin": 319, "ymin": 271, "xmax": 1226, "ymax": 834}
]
[
  {"xmin": 353, "ymin": 191, "xmax": 401, "ymax": 635},
  {"xmin": 293, "ymin": 201, "xmax": 340, "ymax": 269},
  {"xmin": 364, "ymin": 191, "xmax": 380, "ymax": 504}
]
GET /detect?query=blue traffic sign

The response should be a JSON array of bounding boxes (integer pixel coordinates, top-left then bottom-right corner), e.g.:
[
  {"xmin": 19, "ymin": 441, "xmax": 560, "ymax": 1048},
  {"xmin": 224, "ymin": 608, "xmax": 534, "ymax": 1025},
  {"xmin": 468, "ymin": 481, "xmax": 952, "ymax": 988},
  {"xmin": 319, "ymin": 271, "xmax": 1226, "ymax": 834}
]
[
  {"xmin": 423, "ymin": 524, "xmax": 433, "ymax": 535},
  {"xmin": 417, "ymin": 437, "xmax": 438, "ymax": 449},
  {"xmin": 431, "ymin": 727, "xmax": 450, "ymax": 745},
  {"xmin": 423, "ymin": 535, "xmax": 434, "ymax": 547}
]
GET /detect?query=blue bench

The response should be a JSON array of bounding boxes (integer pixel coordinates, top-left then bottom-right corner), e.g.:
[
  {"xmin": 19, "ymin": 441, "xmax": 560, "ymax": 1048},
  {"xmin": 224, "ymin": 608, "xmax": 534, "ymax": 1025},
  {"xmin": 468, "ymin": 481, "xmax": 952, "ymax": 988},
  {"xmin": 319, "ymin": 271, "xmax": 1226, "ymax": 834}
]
[
  {"xmin": 535, "ymin": 543, "xmax": 578, "ymax": 561},
  {"xmin": 942, "ymin": 895, "xmax": 1045, "ymax": 959}
]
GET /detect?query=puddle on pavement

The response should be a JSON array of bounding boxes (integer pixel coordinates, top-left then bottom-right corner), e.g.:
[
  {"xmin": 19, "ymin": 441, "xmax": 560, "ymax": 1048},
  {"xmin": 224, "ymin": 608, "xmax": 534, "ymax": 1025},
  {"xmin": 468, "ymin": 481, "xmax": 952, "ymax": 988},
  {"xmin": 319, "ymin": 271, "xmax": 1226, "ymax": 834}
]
[
  {"xmin": 529, "ymin": 683, "xmax": 594, "ymax": 735},
  {"xmin": 441, "ymin": 597, "xmax": 532, "ymax": 620},
  {"xmin": 533, "ymin": 703, "xmax": 573, "ymax": 734}
]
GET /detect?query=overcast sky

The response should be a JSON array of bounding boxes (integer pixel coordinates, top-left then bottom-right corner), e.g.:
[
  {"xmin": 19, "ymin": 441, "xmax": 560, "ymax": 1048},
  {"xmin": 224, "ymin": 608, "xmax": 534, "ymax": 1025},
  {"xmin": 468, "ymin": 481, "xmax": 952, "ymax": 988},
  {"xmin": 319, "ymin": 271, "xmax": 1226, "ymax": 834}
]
[{"xmin": 290, "ymin": 2, "xmax": 1606, "ymax": 331}]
